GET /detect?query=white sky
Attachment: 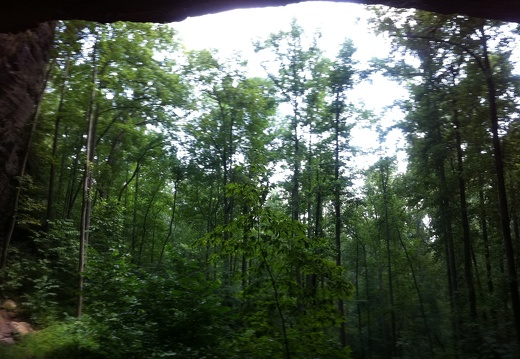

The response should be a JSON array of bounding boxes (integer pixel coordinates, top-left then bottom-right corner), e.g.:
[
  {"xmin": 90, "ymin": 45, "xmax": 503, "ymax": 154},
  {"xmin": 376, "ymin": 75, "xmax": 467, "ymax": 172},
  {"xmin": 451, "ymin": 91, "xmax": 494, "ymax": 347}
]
[
  {"xmin": 171, "ymin": 1, "xmax": 409, "ymax": 172},
  {"xmin": 174, "ymin": 2, "xmax": 380, "ymax": 56}
]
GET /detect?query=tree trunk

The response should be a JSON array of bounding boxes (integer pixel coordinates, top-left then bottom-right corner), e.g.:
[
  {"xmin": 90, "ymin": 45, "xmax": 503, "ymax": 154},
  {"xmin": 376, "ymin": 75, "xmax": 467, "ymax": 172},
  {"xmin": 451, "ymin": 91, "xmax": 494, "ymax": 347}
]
[
  {"xmin": 334, "ymin": 94, "xmax": 346, "ymax": 347},
  {"xmin": 453, "ymin": 110, "xmax": 478, "ymax": 321},
  {"xmin": 480, "ymin": 26, "xmax": 520, "ymax": 350},
  {"xmin": 77, "ymin": 35, "xmax": 98, "ymax": 317},
  {"xmin": 478, "ymin": 185, "xmax": 494, "ymax": 296},
  {"xmin": 130, "ymin": 164, "xmax": 140, "ymax": 258},
  {"xmin": 292, "ymin": 105, "xmax": 302, "ymax": 288},
  {"xmin": 355, "ymin": 239, "xmax": 365, "ymax": 358},
  {"xmin": 46, "ymin": 57, "xmax": 69, "ymax": 228},
  {"xmin": 137, "ymin": 184, "xmax": 161, "ymax": 265},
  {"xmin": 0, "ymin": 60, "xmax": 51, "ymax": 269},
  {"xmin": 291, "ymin": 107, "xmax": 300, "ymax": 223},
  {"xmin": 379, "ymin": 161, "xmax": 397, "ymax": 357},
  {"xmin": 157, "ymin": 175, "xmax": 180, "ymax": 269},
  {"xmin": 396, "ymin": 225, "xmax": 434, "ymax": 355}
]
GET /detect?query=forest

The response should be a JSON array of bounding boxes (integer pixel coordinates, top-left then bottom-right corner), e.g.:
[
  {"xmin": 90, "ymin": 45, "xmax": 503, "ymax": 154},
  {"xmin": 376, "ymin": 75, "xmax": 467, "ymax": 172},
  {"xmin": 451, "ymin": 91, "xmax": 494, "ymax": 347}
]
[{"xmin": 0, "ymin": 6, "xmax": 520, "ymax": 359}]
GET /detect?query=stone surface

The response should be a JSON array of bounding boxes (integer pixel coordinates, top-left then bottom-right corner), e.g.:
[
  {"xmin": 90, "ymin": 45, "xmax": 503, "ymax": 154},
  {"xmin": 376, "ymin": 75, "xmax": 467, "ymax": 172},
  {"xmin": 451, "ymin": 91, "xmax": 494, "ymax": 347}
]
[
  {"xmin": 0, "ymin": 300, "xmax": 17, "ymax": 311},
  {"xmin": 0, "ymin": 305, "xmax": 34, "ymax": 345},
  {"xmin": 10, "ymin": 321, "xmax": 32, "ymax": 335},
  {"xmin": 0, "ymin": 22, "xmax": 55, "ymax": 245},
  {"xmin": 0, "ymin": 0, "xmax": 519, "ymax": 33}
]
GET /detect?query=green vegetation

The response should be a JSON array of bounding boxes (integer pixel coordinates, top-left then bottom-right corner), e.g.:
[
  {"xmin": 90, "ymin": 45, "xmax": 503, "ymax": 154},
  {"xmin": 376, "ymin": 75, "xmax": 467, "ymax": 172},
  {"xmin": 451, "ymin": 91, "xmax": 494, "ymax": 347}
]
[{"xmin": 0, "ymin": 9, "xmax": 520, "ymax": 358}]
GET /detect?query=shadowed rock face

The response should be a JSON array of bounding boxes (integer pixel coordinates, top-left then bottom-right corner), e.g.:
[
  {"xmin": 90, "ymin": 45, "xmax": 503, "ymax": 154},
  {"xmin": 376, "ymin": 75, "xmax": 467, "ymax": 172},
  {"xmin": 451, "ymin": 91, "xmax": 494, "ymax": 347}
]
[
  {"xmin": 1, "ymin": 0, "xmax": 519, "ymax": 33},
  {"xmin": 0, "ymin": 0, "xmax": 518, "ymax": 239},
  {"xmin": 0, "ymin": 22, "xmax": 55, "ymax": 237}
]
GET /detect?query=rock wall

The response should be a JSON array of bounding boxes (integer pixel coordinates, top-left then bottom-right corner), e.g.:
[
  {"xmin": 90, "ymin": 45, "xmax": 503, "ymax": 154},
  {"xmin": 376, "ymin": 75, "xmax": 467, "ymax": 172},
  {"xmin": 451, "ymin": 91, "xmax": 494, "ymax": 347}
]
[
  {"xmin": 0, "ymin": 300, "xmax": 33, "ymax": 345},
  {"xmin": 0, "ymin": 22, "xmax": 55, "ymax": 239},
  {"xmin": 1, "ymin": 0, "xmax": 519, "ymax": 33}
]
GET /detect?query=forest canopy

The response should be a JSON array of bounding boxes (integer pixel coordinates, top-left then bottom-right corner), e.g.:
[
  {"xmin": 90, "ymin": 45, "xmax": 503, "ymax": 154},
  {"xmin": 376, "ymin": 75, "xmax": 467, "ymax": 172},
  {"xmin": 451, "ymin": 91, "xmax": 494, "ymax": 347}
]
[{"xmin": 1, "ymin": 4, "xmax": 520, "ymax": 359}]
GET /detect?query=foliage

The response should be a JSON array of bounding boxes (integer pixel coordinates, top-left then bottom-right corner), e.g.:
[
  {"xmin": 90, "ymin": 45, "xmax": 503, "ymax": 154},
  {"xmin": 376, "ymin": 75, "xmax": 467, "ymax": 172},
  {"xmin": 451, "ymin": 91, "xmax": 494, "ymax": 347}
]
[
  {"xmin": 83, "ymin": 244, "xmax": 231, "ymax": 359},
  {"xmin": 197, "ymin": 182, "xmax": 353, "ymax": 358},
  {"xmin": 2, "ymin": 10, "xmax": 520, "ymax": 359},
  {"xmin": 0, "ymin": 317, "xmax": 103, "ymax": 359}
]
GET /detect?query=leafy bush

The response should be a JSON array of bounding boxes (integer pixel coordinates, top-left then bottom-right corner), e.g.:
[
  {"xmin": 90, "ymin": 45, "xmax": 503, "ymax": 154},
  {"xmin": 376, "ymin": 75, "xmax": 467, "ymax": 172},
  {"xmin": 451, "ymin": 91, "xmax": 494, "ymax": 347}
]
[
  {"xmin": 84, "ymin": 248, "xmax": 231, "ymax": 359},
  {"xmin": 0, "ymin": 317, "xmax": 105, "ymax": 359},
  {"xmin": 0, "ymin": 219, "xmax": 79, "ymax": 325}
]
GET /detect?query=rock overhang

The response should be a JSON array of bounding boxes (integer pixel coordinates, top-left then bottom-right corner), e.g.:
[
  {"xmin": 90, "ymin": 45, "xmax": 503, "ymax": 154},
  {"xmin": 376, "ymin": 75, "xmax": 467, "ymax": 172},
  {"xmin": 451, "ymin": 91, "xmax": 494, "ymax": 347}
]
[{"xmin": 1, "ymin": 0, "xmax": 519, "ymax": 33}]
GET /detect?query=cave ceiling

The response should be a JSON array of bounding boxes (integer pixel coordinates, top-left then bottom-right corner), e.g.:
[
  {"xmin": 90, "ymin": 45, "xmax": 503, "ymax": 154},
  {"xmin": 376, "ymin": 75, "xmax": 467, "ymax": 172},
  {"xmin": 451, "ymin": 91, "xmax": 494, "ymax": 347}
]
[{"xmin": 2, "ymin": 0, "xmax": 520, "ymax": 33}]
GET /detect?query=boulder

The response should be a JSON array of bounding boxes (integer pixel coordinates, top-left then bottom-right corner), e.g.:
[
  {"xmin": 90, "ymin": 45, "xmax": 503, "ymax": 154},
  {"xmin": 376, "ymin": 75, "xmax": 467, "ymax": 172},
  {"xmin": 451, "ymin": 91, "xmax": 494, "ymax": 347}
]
[
  {"xmin": 0, "ymin": 300, "xmax": 17, "ymax": 311},
  {"xmin": 10, "ymin": 321, "xmax": 33, "ymax": 335}
]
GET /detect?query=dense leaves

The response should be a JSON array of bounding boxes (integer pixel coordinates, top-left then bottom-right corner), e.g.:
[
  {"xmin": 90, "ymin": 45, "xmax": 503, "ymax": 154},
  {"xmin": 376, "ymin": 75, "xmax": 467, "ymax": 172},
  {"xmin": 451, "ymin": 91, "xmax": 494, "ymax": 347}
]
[{"xmin": 1, "ymin": 9, "xmax": 520, "ymax": 359}]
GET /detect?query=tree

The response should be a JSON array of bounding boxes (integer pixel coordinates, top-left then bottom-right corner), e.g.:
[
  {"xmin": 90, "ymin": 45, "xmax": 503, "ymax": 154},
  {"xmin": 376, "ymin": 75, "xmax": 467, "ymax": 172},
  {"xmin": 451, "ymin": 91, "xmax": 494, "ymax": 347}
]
[
  {"xmin": 254, "ymin": 19, "xmax": 323, "ymax": 225},
  {"xmin": 372, "ymin": 8, "xmax": 520, "ymax": 356},
  {"xmin": 328, "ymin": 39, "xmax": 357, "ymax": 347},
  {"xmin": 198, "ymin": 181, "xmax": 352, "ymax": 359}
]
